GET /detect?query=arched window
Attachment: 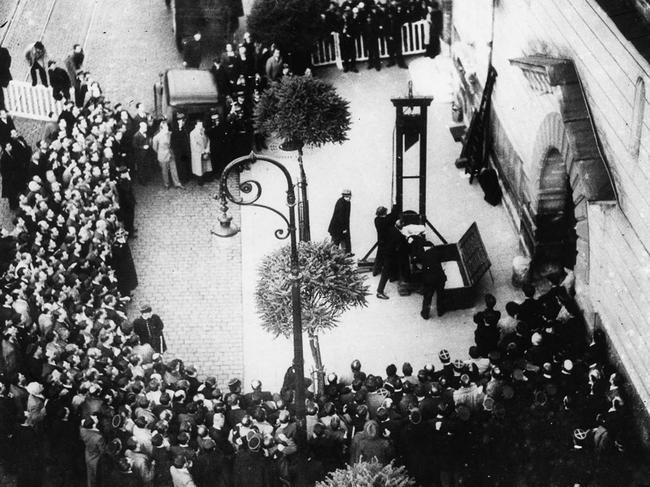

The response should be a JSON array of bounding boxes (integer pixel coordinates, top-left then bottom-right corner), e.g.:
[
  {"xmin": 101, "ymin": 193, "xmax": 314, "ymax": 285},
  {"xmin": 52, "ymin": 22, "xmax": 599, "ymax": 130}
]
[{"xmin": 630, "ymin": 76, "xmax": 645, "ymax": 160}]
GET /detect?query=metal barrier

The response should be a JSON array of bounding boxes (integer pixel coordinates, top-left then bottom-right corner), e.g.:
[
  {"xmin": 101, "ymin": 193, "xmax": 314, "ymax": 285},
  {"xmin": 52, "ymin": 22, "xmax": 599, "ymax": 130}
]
[
  {"xmin": 3, "ymin": 81, "xmax": 62, "ymax": 121},
  {"xmin": 312, "ymin": 19, "xmax": 428, "ymax": 68}
]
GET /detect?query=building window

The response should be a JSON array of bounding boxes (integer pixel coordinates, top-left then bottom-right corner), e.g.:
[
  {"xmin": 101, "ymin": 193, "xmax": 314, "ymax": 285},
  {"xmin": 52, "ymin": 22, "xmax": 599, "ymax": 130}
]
[{"xmin": 630, "ymin": 76, "xmax": 645, "ymax": 160}]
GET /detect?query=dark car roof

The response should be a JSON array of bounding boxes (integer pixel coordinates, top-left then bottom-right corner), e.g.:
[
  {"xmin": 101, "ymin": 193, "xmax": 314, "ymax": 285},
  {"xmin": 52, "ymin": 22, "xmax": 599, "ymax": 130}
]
[{"xmin": 165, "ymin": 69, "xmax": 219, "ymax": 108}]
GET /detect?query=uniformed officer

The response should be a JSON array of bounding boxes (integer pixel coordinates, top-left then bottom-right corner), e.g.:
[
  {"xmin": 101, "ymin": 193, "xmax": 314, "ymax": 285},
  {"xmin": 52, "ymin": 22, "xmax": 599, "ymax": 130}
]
[{"xmin": 339, "ymin": 9, "xmax": 359, "ymax": 73}]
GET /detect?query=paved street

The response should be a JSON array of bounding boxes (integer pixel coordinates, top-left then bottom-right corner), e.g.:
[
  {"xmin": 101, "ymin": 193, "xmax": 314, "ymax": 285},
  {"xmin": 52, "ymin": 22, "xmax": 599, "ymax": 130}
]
[
  {"xmin": 239, "ymin": 58, "xmax": 521, "ymax": 391},
  {"xmin": 0, "ymin": 0, "xmax": 245, "ymax": 383}
]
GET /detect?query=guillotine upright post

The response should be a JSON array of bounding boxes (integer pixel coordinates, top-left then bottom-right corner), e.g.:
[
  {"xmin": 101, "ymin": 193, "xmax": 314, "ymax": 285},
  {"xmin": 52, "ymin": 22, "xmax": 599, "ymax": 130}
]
[{"xmin": 391, "ymin": 95, "xmax": 446, "ymax": 244}]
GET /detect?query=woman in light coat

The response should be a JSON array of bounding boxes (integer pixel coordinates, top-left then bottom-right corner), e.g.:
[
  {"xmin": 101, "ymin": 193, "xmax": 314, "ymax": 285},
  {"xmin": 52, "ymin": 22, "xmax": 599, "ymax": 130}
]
[{"xmin": 189, "ymin": 119, "xmax": 212, "ymax": 185}]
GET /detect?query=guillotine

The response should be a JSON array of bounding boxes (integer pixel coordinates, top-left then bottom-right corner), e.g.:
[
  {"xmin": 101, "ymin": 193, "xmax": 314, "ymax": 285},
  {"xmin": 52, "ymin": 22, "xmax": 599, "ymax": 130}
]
[
  {"xmin": 359, "ymin": 85, "xmax": 445, "ymax": 268},
  {"xmin": 391, "ymin": 87, "xmax": 446, "ymax": 244},
  {"xmin": 358, "ymin": 86, "xmax": 492, "ymax": 311}
]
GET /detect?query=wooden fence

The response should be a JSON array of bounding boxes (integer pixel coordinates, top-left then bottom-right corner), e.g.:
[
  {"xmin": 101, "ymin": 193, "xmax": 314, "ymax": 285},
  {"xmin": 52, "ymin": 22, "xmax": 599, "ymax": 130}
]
[
  {"xmin": 312, "ymin": 19, "xmax": 428, "ymax": 67},
  {"xmin": 3, "ymin": 81, "xmax": 63, "ymax": 121}
]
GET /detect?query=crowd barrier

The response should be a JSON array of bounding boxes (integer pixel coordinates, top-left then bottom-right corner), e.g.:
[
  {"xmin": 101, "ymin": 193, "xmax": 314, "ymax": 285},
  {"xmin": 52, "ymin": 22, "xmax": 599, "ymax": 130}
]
[
  {"xmin": 312, "ymin": 19, "xmax": 428, "ymax": 68},
  {"xmin": 5, "ymin": 21, "xmax": 427, "ymax": 121},
  {"xmin": 3, "ymin": 80, "xmax": 62, "ymax": 121}
]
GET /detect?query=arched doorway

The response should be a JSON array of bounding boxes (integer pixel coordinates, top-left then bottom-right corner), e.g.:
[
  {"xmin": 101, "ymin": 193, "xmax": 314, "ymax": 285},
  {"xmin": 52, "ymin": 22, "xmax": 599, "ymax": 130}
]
[{"xmin": 535, "ymin": 148, "xmax": 578, "ymax": 270}]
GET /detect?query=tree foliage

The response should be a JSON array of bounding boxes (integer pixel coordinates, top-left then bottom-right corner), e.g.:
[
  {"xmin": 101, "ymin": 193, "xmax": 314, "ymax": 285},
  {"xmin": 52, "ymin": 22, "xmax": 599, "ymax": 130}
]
[
  {"xmin": 247, "ymin": 0, "xmax": 328, "ymax": 53},
  {"xmin": 255, "ymin": 241, "xmax": 368, "ymax": 338},
  {"xmin": 254, "ymin": 75, "xmax": 351, "ymax": 148},
  {"xmin": 316, "ymin": 460, "xmax": 416, "ymax": 487}
]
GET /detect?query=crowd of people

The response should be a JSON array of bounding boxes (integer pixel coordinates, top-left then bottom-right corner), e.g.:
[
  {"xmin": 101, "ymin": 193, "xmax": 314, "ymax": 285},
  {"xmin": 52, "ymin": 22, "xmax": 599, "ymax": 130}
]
[
  {"xmin": 321, "ymin": 0, "xmax": 443, "ymax": 72},
  {"xmin": 0, "ymin": 5, "xmax": 645, "ymax": 487},
  {"xmin": 0, "ymin": 82, "xmax": 642, "ymax": 486}
]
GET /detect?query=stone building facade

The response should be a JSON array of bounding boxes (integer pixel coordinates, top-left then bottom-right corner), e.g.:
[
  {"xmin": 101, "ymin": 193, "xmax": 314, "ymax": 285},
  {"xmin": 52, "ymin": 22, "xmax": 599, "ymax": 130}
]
[{"xmin": 451, "ymin": 0, "xmax": 650, "ymax": 442}]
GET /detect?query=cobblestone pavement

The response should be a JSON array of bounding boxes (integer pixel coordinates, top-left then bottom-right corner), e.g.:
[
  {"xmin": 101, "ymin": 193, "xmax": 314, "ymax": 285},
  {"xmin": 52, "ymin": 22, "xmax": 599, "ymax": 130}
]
[
  {"xmin": 83, "ymin": 0, "xmax": 244, "ymax": 382},
  {"xmin": 1, "ymin": 0, "xmax": 522, "ymax": 397},
  {"xmin": 1, "ymin": 0, "xmax": 245, "ymax": 383},
  {"xmin": 127, "ymin": 178, "xmax": 244, "ymax": 383}
]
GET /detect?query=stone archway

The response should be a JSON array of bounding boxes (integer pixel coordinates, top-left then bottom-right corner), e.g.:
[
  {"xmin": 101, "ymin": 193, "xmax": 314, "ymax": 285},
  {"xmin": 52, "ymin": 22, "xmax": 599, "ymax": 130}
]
[
  {"xmin": 536, "ymin": 147, "xmax": 577, "ymax": 270},
  {"xmin": 527, "ymin": 112, "xmax": 615, "ymax": 286}
]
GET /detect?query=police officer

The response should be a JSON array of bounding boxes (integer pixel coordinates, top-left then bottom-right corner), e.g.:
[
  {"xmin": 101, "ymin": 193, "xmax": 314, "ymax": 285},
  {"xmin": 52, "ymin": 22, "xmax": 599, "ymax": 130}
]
[
  {"xmin": 384, "ymin": 4, "xmax": 407, "ymax": 69},
  {"xmin": 362, "ymin": 12, "xmax": 382, "ymax": 71},
  {"xmin": 339, "ymin": 8, "xmax": 359, "ymax": 73}
]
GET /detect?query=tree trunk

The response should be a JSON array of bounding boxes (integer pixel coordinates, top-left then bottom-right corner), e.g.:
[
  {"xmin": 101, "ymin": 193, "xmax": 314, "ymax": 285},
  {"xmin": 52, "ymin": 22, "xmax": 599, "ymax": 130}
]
[{"xmin": 308, "ymin": 332, "xmax": 325, "ymax": 395}]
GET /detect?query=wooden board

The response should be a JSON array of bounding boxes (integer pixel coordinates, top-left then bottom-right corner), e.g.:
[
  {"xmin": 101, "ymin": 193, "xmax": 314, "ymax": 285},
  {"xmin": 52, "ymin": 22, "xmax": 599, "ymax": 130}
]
[{"xmin": 457, "ymin": 222, "xmax": 491, "ymax": 286}]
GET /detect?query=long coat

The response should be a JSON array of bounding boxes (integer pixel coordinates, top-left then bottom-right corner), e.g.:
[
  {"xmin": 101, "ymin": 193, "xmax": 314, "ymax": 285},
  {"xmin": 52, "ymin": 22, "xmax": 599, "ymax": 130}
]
[
  {"xmin": 14, "ymin": 423, "xmax": 44, "ymax": 487},
  {"xmin": 0, "ymin": 47, "xmax": 11, "ymax": 87},
  {"xmin": 0, "ymin": 145, "xmax": 26, "ymax": 206},
  {"xmin": 171, "ymin": 122, "xmax": 192, "ymax": 182},
  {"xmin": 0, "ymin": 115, "xmax": 15, "ymax": 145},
  {"xmin": 80, "ymin": 427, "xmax": 106, "ymax": 487},
  {"xmin": 133, "ymin": 314, "xmax": 167, "ymax": 353},
  {"xmin": 328, "ymin": 197, "xmax": 350, "ymax": 240},
  {"xmin": 190, "ymin": 125, "xmax": 212, "ymax": 177},
  {"xmin": 110, "ymin": 240, "xmax": 138, "ymax": 296}
]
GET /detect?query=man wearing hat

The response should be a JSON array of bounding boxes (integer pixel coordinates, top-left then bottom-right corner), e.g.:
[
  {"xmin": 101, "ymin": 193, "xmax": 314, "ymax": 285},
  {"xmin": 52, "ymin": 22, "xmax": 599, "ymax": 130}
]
[
  {"xmin": 192, "ymin": 436, "xmax": 227, "ymax": 487},
  {"xmin": 328, "ymin": 189, "xmax": 353, "ymax": 255},
  {"xmin": 110, "ymin": 228, "xmax": 138, "ymax": 297},
  {"xmin": 232, "ymin": 430, "xmax": 275, "ymax": 487},
  {"xmin": 80, "ymin": 415, "xmax": 106, "ymax": 487},
  {"xmin": 133, "ymin": 304, "xmax": 167, "ymax": 354},
  {"xmin": 183, "ymin": 32, "xmax": 202, "ymax": 69},
  {"xmin": 171, "ymin": 112, "xmax": 192, "ymax": 183}
]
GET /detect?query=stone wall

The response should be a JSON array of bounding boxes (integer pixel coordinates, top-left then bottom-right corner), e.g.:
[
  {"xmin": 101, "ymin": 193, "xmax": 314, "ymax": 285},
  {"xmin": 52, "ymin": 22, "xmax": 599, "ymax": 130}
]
[{"xmin": 452, "ymin": 0, "xmax": 650, "ymax": 443}]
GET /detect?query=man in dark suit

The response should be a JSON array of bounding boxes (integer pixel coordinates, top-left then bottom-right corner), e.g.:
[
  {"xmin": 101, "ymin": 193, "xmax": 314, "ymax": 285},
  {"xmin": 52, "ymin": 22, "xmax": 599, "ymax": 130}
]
[
  {"xmin": 132, "ymin": 304, "xmax": 167, "ymax": 354},
  {"xmin": 210, "ymin": 58, "xmax": 230, "ymax": 101},
  {"xmin": 170, "ymin": 114, "xmax": 192, "ymax": 183},
  {"xmin": 47, "ymin": 60, "xmax": 71, "ymax": 100},
  {"xmin": 339, "ymin": 10, "xmax": 359, "ymax": 73},
  {"xmin": 0, "ymin": 109, "xmax": 15, "ymax": 145},
  {"xmin": 417, "ymin": 243, "xmax": 447, "ymax": 319},
  {"xmin": 183, "ymin": 32, "xmax": 202, "ymax": 68},
  {"xmin": 1, "ymin": 141, "xmax": 22, "ymax": 210},
  {"xmin": 362, "ymin": 13, "xmax": 382, "ymax": 71},
  {"xmin": 328, "ymin": 189, "xmax": 353, "ymax": 255},
  {"xmin": 385, "ymin": 6, "xmax": 407, "ymax": 68},
  {"xmin": 0, "ymin": 44, "xmax": 12, "ymax": 110},
  {"xmin": 375, "ymin": 205, "xmax": 404, "ymax": 299},
  {"xmin": 132, "ymin": 121, "xmax": 151, "ymax": 185},
  {"xmin": 74, "ymin": 71, "xmax": 88, "ymax": 108}
]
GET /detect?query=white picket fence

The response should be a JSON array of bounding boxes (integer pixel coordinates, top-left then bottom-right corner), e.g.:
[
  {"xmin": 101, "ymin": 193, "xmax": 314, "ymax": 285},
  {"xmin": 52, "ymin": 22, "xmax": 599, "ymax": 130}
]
[
  {"xmin": 312, "ymin": 19, "xmax": 428, "ymax": 67},
  {"xmin": 3, "ymin": 81, "xmax": 62, "ymax": 121}
]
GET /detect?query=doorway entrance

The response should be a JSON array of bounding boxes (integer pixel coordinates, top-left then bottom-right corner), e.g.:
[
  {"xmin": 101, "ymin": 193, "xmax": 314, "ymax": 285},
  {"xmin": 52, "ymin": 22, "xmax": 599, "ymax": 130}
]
[{"xmin": 535, "ymin": 148, "xmax": 577, "ymax": 270}]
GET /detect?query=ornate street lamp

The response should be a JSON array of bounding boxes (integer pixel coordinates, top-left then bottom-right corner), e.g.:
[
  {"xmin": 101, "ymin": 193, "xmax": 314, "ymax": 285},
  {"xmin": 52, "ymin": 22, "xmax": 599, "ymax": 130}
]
[{"xmin": 212, "ymin": 152, "xmax": 308, "ymax": 475}]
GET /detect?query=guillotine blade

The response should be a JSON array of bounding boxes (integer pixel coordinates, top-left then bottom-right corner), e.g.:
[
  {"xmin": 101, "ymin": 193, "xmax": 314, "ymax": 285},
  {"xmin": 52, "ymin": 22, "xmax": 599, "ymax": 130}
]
[{"xmin": 402, "ymin": 114, "xmax": 421, "ymax": 152}]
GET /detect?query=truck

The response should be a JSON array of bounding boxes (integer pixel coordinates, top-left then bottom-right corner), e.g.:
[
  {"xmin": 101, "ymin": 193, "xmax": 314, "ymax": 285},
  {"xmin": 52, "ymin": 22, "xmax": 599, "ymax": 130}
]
[
  {"xmin": 153, "ymin": 68, "xmax": 222, "ymax": 122},
  {"xmin": 170, "ymin": 0, "xmax": 244, "ymax": 50}
]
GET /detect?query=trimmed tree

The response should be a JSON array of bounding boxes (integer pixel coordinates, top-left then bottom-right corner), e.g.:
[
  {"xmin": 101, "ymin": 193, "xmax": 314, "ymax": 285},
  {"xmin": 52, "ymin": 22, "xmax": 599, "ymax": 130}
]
[
  {"xmin": 256, "ymin": 241, "xmax": 368, "ymax": 393},
  {"xmin": 255, "ymin": 75, "xmax": 351, "ymax": 241},
  {"xmin": 247, "ymin": 0, "xmax": 328, "ymax": 68},
  {"xmin": 316, "ymin": 460, "xmax": 416, "ymax": 487}
]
